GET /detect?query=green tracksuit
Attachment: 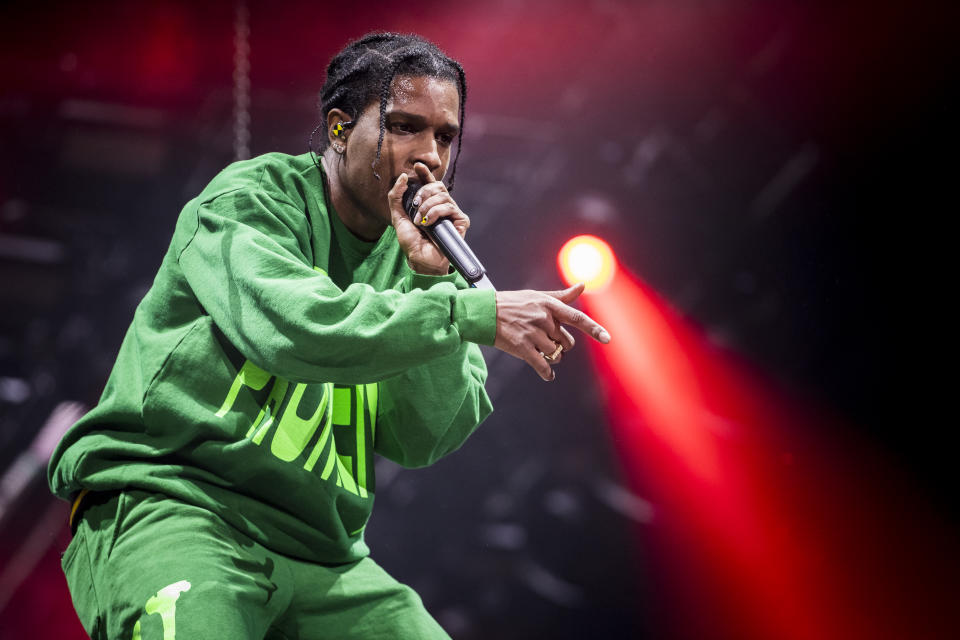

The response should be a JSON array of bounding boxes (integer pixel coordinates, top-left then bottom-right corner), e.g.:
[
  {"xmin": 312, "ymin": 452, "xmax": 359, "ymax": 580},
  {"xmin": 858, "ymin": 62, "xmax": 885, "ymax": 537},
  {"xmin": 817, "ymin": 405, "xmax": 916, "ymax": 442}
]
[{"xmin": 48, "ymin": 152, "xmax": 497, "ymax": 639}]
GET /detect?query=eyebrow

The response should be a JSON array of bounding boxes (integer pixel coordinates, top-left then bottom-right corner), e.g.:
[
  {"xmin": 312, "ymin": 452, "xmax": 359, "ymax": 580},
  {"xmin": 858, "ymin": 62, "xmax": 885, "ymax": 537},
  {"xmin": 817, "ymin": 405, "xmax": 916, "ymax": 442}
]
[{"xmin": 387, "ymin": 110, "xmax": 460, "ymax": 135}]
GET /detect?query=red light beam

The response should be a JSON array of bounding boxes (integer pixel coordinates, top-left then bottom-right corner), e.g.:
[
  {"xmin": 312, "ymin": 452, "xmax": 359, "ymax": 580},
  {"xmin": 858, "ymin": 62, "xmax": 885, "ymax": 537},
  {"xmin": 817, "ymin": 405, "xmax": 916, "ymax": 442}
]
[{"xmin": 560, "ymin": 239, "xmax": 958, "ymax": 640}]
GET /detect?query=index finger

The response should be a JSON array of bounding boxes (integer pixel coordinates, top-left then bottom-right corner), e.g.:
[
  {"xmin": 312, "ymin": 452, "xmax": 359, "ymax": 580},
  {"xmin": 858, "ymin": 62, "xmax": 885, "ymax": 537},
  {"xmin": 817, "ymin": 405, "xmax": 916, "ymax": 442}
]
[
  {"xmin": 414, "ymin": 162, "xmax": 440, "ymax": 185},
  {"xmin": 551, "ymin": 300, "xmax": 611, "ymax": 344}
]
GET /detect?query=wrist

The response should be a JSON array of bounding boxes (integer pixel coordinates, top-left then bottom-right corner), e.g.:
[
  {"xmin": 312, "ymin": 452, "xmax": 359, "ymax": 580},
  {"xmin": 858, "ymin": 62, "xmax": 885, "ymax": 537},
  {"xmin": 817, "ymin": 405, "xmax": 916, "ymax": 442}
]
[{"xmin": 407, "ymin": 259, "xmax": 451, "ymax": 276}]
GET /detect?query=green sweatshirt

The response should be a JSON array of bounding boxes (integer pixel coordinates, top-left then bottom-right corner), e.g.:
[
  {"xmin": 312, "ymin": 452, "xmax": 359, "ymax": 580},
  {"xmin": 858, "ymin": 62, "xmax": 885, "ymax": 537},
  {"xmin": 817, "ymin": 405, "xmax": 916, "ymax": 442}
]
[{"xmin": 48, "ymin": 152, "xmax": 496, "ymax": 565}]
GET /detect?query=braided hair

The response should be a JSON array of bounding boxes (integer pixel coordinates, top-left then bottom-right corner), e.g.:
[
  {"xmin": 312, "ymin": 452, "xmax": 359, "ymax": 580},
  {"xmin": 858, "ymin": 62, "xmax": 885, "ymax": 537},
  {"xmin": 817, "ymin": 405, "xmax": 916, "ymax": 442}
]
[{"xmin": 312, "ymin": 32, "xmax": 467, "ymax": 190}]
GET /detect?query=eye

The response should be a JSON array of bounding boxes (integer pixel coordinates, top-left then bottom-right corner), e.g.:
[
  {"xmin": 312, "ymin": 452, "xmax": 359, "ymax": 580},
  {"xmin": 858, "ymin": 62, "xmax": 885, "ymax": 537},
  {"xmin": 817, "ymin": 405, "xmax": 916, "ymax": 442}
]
[
  {"xmin": 437, "ymin": 132, "xmax": 455, "ymax": 147},
  {"xmin": 390, "ymin": 121, "xmax": 415, "ymax": 134}
]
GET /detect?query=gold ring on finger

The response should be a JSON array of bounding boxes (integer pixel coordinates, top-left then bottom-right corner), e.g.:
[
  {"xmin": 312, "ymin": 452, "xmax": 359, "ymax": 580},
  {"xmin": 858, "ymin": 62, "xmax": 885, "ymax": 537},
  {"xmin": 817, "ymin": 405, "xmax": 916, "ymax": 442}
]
[{"xmin": 542, "ymin": 341, "xmax": 563, "ymax": 362}]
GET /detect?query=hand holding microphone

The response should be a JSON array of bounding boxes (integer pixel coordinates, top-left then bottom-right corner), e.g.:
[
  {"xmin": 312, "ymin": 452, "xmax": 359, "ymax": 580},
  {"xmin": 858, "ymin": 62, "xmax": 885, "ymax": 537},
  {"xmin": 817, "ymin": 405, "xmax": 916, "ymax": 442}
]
[
  {"xmin": 387, "ymin": 163, "xmax": 610, "ymax": 381},
  {"xmin": 388, "ymin": 163, "xmax": 479, "ymax": 282},
  {"xmin": 401, "ymin": 177, "xmax": 492, "ymax": 289}
]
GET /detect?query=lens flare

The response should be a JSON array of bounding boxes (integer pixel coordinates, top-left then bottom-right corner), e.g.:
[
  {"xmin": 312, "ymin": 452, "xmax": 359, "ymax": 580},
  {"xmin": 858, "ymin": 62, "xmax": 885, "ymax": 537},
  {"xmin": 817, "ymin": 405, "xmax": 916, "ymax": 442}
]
[{"xmin": 558, "ymin": 235, "xmax": 617, "ymax": 292}]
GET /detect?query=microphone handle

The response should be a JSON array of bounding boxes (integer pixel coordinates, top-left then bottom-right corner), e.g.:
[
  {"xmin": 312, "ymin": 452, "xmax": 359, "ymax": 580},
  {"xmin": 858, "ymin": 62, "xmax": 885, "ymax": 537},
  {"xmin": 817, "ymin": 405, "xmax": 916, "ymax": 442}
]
[{"xmin": 425, "ymin": 219, "xmax": 485, "ymax": 281}]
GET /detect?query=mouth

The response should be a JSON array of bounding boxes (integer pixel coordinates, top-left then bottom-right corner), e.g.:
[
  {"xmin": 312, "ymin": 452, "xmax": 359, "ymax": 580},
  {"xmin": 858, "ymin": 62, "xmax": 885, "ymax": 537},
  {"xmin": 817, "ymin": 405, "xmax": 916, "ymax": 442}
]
[
  {"xmin": 387, "ymin": 172, "xmax": 408, "ymax": 185},
  {"xmin": 392, "ymin": 173, "xmax": 421, "ymax": 190}
]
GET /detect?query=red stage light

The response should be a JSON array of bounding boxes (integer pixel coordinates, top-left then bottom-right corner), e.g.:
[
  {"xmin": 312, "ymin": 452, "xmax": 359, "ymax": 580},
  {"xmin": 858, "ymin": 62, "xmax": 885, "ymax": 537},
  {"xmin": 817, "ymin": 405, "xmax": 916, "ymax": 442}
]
[
  {"xmin": 557, "ymin": 235, "xmax": 617, "ymax": 292},
  {"xmin": 560, "ymin": 258, "xmax": 955, "ymax": 640}
]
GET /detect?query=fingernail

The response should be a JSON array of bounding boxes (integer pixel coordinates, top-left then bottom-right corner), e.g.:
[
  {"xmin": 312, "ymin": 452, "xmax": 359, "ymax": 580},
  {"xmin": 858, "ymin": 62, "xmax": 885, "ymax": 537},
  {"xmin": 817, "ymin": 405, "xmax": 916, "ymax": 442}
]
[
  {"xmin": 421, "ymin": 215, "xmax": 428, "ymax": 225},
  {"xmin": 599, "ymin": 329, "xmax": 610, "ymax": 343},
  {"xmin": 412, "ymin": 196, "xmax": 421, "ymax": 207}
]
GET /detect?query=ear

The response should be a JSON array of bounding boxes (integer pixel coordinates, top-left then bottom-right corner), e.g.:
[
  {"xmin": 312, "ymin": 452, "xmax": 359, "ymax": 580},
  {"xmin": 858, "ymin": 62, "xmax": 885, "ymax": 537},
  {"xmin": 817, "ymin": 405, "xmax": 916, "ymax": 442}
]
[{"xmin": 326, "ymin": 109, "xmax": 353, "ymax": 147}]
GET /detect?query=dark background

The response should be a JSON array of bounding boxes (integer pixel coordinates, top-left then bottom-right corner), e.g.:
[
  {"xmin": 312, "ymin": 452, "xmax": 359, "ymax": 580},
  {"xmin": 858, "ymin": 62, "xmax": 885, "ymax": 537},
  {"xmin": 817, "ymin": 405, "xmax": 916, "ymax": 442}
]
[{"xmin": 0, "ymin": 1, "xmax": 955, "ymax": 638}]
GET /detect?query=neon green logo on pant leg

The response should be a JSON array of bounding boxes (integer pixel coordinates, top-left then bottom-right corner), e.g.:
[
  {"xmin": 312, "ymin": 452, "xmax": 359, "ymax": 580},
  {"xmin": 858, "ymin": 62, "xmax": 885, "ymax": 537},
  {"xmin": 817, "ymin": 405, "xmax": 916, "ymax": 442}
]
[{"xmin": 131, "ymin": 580, "xmax": 191, "ymax": 640}]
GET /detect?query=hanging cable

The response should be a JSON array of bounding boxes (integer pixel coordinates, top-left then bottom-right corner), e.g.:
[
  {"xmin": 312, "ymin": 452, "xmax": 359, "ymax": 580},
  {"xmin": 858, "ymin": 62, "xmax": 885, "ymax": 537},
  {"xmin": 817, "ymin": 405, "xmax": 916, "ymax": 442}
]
[{"xmin": 233, "ymin": 1, "xmax": 251, "ymax": 161}]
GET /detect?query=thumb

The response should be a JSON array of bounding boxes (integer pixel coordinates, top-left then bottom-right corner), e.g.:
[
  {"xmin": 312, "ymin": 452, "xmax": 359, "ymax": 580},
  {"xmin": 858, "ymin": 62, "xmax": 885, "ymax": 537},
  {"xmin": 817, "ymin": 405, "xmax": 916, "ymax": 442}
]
[
  {"xmin": 388, "ymin": 174, "xmax": 409, "ymax": 224},
  {"xmin": 546, "ymin": 282, "xmax": 585, "ymax": 303}
]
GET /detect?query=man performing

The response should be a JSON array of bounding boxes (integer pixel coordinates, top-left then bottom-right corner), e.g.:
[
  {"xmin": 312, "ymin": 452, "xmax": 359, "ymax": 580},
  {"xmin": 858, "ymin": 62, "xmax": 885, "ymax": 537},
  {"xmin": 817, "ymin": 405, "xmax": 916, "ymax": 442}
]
[{"xmin": 48, "ymin": 32, "xmax": 610, "ymax": 639}]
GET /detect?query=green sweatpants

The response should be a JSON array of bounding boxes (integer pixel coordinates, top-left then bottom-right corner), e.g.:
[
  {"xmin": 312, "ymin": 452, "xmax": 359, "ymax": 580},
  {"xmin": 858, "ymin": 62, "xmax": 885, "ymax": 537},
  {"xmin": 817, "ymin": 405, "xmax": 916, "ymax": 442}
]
[{"xmin": 62, "ymin": 490, "xmax": 451, "ymax": 640}]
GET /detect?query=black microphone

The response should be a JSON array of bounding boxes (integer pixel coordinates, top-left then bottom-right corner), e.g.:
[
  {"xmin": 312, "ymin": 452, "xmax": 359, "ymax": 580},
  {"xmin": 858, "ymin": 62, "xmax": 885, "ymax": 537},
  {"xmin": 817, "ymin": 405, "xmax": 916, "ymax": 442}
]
[{"xmin": 402, "ymin": 180, "xmax": 494, "ymax": 290}]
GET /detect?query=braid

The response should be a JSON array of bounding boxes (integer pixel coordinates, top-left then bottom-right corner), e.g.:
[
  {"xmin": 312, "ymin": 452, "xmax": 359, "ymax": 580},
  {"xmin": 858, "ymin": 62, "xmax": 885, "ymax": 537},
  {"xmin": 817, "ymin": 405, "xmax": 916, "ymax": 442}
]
[
  {"xmin": 312, "ymin": 32, "xmax": 468, "ymax": 191},
  {"xmin": 447, "ymin": 61, "xmax": 467, "ymax": 191},
  {"xmin": 373, "ymin": 45, "xmax": 430, "ymax": 180}
]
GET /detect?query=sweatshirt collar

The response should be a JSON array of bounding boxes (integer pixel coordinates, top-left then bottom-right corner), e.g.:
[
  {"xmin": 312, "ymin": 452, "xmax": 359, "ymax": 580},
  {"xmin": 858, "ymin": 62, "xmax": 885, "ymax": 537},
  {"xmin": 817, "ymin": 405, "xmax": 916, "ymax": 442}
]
[{"xmin": 315, "ymin": 155, "xmax": 395, "ymax": 260}]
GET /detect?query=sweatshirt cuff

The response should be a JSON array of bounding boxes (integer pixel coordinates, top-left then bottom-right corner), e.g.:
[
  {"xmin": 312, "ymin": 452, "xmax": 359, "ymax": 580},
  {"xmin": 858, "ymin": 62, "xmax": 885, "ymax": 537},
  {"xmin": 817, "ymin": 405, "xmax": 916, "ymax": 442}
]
[
  {"xmin": 402, "ymin": 265, "xmax": 466, "ymax": 292},
  {"xmin": 452, "ymin": 288, "xmax": 497, "ymax": 346}
]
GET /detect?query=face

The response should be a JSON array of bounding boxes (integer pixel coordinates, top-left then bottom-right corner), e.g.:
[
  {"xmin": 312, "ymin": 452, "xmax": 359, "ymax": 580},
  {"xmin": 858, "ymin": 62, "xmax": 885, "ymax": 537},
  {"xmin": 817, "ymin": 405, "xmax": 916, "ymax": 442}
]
[{"xmin": 333, "ymin": 74, "xmax": 461, "ymax": 228}]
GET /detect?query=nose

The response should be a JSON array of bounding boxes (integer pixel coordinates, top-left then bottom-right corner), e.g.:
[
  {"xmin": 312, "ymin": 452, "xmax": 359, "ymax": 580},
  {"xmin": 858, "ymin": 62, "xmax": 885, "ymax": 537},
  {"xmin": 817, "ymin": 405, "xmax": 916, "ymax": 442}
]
[{"xmin": 412, "ymin": 136, "xmax": 442, "ymax": 178}]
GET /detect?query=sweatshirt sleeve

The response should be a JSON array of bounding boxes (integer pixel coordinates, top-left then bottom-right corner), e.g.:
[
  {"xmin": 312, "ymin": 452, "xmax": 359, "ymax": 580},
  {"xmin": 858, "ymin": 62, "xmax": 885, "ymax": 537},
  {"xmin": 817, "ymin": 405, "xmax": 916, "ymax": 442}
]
[
  {"xmin": 176, "ymin": 187, "xmax": 496, "ymax": 385},
  {"xmin": 373, "ymin": 285, "xmax": 494, "ymax": 468}
]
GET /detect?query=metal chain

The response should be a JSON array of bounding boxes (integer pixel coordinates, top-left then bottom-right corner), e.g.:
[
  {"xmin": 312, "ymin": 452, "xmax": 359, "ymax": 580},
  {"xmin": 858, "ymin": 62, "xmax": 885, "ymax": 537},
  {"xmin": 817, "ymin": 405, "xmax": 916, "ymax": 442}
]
[{"xmin": 233, "ymin": 1, "xmax": 251, "ymax": 161}]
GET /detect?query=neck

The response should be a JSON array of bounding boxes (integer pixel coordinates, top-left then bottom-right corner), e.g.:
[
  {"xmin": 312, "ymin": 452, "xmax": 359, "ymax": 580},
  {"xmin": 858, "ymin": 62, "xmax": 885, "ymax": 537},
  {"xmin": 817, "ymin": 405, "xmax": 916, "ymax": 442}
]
[{"xmin": 321, "ymin": 151, "xmax": 387, "ymax": 242}]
